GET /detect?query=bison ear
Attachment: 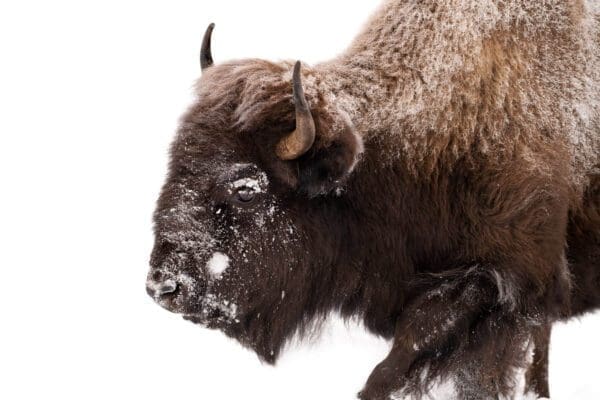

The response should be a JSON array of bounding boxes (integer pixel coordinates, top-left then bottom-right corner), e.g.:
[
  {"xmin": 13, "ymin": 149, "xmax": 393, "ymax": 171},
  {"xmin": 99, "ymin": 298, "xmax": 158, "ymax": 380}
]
[
  {"xmin": 271, "ymin": 61, "xmax": 363, "ymax": 196},
  {"xmin": 296, "ymin": 111, "xmax": 364, "ymax": 196}
]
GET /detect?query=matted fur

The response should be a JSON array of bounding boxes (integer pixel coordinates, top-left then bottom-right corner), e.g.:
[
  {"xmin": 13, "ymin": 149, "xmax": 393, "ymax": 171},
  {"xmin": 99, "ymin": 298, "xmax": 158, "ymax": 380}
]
[{"xmin": 147, "ymin": 1, "xmax": 600, "ymax": 399}]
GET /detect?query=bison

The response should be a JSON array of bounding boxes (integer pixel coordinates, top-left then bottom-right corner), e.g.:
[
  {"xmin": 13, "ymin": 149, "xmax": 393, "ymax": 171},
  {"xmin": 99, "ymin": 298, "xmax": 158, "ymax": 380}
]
[{"xmin": 146, "ymin": 1, "xmax": 600, "ymax": 398}]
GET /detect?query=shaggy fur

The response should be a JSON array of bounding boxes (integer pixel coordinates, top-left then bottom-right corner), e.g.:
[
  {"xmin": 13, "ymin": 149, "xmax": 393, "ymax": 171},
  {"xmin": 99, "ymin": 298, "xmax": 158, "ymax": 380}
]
[{"xmin": 147, "ymin": 1, "xmax": 600, "ymax": 399}]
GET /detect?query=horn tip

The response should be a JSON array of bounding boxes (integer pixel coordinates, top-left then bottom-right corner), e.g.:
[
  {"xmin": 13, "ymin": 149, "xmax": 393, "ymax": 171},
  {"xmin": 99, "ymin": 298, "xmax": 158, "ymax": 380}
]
[
  {"xmin": 293, "ymin": 61, "xmax": 302, "ymax": 77},
  {"xmin": 201, "ymin": 23, "xmax": 216, "ymax": 71}
]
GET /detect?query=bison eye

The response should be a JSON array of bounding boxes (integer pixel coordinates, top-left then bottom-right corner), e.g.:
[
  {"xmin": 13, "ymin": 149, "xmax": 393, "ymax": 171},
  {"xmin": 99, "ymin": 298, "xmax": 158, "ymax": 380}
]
[{"xmin": 235, "ymin": 187, "xmax": 255, "ymax": 203}]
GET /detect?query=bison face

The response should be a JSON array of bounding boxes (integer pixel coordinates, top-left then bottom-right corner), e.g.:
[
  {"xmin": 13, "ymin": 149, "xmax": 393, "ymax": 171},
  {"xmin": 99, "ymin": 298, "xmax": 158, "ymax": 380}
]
[
  {"xmin": 147, "ymin": 159, "xmax": 301, "ymax": 327},
  {"xmin": 147, "ymin": 52, "xmax": 363, "ymax": 361}
]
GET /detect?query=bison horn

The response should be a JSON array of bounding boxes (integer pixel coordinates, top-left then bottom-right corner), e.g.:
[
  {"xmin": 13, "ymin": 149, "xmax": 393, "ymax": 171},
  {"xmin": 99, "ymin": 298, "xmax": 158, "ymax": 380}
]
[
  {"xmin": 200, "ymin": 23, "xmax": 215, "ymax": 71},
  {"xmin": 276, "ymin": 61, "xmax": 316, "ymax": 160}
]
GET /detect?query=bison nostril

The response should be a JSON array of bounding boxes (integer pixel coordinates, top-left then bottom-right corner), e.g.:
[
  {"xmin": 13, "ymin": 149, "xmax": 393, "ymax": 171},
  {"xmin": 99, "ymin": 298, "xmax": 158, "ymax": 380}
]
[
  {"xmin": 156, "ymin": 279, "xmax": 178, "ymax": 296},
  {"xmin": 146, "ymin": 278, "xmax": 178, "ymax": 299},
  {"xmin": 152, "ymin": 270, "xmax": 164, "ymax": 282}
]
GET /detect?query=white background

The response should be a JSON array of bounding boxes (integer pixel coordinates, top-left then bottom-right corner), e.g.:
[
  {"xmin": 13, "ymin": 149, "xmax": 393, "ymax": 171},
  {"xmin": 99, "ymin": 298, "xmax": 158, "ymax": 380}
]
[{"xmin": 1, "ymin": 1, "xmax": 599, "ymax": 399}]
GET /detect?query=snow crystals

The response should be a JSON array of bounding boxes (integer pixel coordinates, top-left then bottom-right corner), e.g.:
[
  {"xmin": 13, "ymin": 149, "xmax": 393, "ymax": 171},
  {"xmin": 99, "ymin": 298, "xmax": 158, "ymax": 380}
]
[{"xmin": 206, "ymin": 252, "xmax": 230, "ymax": 278}]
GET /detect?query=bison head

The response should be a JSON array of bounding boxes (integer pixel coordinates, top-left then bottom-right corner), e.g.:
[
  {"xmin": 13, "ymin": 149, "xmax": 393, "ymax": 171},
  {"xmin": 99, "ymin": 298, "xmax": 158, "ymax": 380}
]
[{"xmin": 146, "ymin": 25, "xmax": 364, "ymax": 363}]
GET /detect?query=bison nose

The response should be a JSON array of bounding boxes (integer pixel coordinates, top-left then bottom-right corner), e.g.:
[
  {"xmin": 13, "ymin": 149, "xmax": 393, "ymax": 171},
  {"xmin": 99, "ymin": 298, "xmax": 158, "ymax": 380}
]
[
  {"xmin": 146, "ymin": 279, "xmax": 178, "ymax": 298},
  {"xmin": 156, "ymin": 279, "xmax": 178, "ymax": 295}
]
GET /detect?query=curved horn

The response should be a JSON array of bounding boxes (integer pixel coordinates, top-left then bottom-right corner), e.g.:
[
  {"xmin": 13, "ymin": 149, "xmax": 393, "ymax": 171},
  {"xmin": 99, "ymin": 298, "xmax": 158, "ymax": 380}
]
[
  {"xmin": 200, "ymin": 23, "xmax": 215, "ymax": 71},
  {"xmin": 276, "ymin": 61, "xmax": 316, "ymax": 160}
]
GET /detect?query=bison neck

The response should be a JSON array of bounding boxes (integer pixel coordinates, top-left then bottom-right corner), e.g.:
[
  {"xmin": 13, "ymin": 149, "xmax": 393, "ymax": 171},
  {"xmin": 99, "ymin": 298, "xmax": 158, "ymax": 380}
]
[{"xmin": 301, "ymin": 148, "xmax": 467, "ymax": 338}]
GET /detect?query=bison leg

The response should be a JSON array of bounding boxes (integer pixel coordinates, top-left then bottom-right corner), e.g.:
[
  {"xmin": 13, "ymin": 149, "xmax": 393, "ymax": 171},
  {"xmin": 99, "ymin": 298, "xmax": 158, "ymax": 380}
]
[
  {"xmin": 358, "ymin": 268, "xmax": 543, "ymax": 400},
  {"xmin": 569, "ymin": 231, "xmax": 600, "ymax": 317},
  {"xmin": 569, "ymin": 172, "xmax": 600, "ymax": 316},
  {"xmin": 524, "ymin": 324, "xmax": 551, "ymax": 398},
  {"xmin": 522, "ymin": 181, "xmax": 600, "ymax": 398}
]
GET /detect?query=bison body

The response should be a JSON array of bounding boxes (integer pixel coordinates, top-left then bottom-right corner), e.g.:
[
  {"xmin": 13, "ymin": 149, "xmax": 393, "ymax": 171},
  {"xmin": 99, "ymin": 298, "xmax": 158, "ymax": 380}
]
[{"xmin": 147, "ymin": 1, "xmax": 600, "ymax": 398}]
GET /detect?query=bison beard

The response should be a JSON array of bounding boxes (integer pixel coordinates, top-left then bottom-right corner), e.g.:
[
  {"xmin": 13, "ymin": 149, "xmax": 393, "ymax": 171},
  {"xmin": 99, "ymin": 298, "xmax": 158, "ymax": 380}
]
[{"xmin": 147, "ymin": 1, "xmax": 600, "ymax": 399}]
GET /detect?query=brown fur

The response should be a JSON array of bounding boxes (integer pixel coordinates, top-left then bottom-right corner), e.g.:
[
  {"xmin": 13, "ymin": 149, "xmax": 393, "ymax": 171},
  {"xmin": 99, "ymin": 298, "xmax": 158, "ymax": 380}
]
[{"xmin": 147, "ymin": 1, "xmax": 600, "ymax": 398}]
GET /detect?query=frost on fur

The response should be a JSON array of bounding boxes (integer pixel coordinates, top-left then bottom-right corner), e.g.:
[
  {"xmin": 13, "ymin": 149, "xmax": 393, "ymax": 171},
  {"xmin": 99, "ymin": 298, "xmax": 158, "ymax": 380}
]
[{"xmin": 147, "ymin": 1, "xmax": 600, "ymax": 399}]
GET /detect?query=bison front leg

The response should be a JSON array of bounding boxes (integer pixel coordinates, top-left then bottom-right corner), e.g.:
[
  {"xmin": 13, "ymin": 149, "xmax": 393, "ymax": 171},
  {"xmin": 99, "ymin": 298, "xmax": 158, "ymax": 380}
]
[
  {"xmin": 525, "ymin": 324, "xmax": 551, "ymax": 398},
  {"xmin": 358, "ymin": 267, "xmax": 544, "ymax": 400}
]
